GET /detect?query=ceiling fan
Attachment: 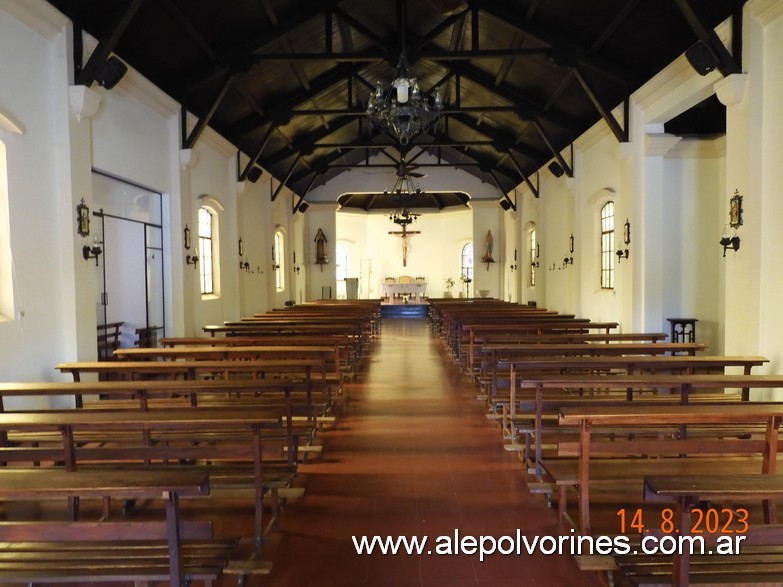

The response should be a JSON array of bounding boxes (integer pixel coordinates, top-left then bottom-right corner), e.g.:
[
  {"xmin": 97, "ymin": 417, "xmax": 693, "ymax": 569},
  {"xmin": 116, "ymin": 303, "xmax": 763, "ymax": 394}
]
[{"xmin": 396, "ymin": 156, "xmax": 425, "ymax": 178}]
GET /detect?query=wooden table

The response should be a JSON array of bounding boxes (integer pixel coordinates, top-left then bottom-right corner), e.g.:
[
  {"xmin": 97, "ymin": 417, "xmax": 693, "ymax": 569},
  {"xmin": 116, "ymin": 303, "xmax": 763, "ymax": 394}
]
[{"xmin": 0, "ymin": 468, "xmax": 209, "ymax": 587}]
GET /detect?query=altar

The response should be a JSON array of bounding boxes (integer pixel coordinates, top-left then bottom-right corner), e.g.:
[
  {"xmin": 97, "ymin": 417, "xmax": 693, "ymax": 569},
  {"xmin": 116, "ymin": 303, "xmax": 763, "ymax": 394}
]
[{"xmin": 380, "ymin": 282, "xmax": 428, "ymax": 300}]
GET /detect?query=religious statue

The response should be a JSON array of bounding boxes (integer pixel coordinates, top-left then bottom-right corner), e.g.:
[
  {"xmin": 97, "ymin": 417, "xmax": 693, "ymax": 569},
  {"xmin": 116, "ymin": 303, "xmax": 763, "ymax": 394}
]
[
  {"xmin": 482, "ymin": 229, "xmax": 494, "ymax": 262},
  {"xmin": 314, "ymin": 228, "xmax": 328, "ymax": 264}
]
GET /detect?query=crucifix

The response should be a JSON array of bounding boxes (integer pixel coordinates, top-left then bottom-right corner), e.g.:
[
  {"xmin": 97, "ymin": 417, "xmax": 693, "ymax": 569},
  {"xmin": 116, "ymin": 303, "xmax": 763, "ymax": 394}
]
[{"xmin": 388, "ymin": 223, "xmax": 420, "ymax": 267}]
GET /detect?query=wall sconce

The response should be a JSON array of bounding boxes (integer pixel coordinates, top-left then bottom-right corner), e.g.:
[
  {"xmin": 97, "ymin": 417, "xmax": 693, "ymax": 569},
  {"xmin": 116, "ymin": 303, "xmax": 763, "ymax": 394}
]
[
  {"xmin": 532, "ymin": 243, "xmax": 540, "ymax": 268},
  {"xmin": 183, "ymin": 224, "xmax": 198, "ymax": 268},
  {"xmin": 720, "ymin": 226, "xmax": 740, "ymax": 257},
  {"xmin": 82, "ymin": 237, "xmax": 102, "ymax": 265},
  {"xmin": 616, "ymin": 219, "xmax": 631, "ymax": 262},
  {"xmin": 562, "ymin": 234, "xmax": 574, "ymax": 267},
  {"xmin": 76, "ymin": 199, "xmax": 91, "ymax": 237},
  {"xmin": 510, "ymin": 249, "xmax": 517, "ymax": 272},
  {"xmin": 293, "ymin": 251, "xmax": 300, "ymax": 274},
  {"xmin": 238, "ymin": 237, "xmax": 250, "ymax": 272}
]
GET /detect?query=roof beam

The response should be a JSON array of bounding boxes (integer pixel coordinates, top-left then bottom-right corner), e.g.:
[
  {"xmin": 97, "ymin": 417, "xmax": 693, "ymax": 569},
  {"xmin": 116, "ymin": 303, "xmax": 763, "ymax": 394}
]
[
  {"xmin": 259, "ymin": 115, "xmax": 358, "ymax": 167},
  {"xmin": 182, "ymin": 75, "xmax": 235, "ymax": 149},
  {"xmin": 447, "ymin": 112, "xmax": 547, "ymax": 161},
  {"xmin": 508, "ymin": 151, "xmax": 539, "ymax": 198},
  {"xmin": 333, "ymin": 5, "xmax": 390, "ymax": 54},
  {"xmin": 176, "ymin": 2, "xmax": 341, "ymax": 96},
  {"xmin": 272, "ymin": 153, "xmax": 302, "ymax": 201},
  {"xmin": 572, "ymin": 65, "xmax": 628, "ymax": 142},
  {"xmin": 413, "ymin": 7, "xmax": 469, "ymax": 52},
  {"xmin": 160, "ymin": 0, "xmax": 218, "ymax": 63},
  {"xmin": 440, "ymin": 60, "xmax": 582, "ymax": 133},
  {"xmin": 76, "ymin": 0, "xmax": 145, "ymax": 87},
  {"xmin": 228, "ymin": 62, "xmax": 362, "ymax": 137},
  {"xmin": 672, "ymin": 0, "xmax": 741, "ymax": 76},
  {"xmin": 533, "ymin": 120, "xmax": 572, "ymax": 177},
  {"xmin": 469, "ymin": 0, "xmax": 635, "ymax": 86}
]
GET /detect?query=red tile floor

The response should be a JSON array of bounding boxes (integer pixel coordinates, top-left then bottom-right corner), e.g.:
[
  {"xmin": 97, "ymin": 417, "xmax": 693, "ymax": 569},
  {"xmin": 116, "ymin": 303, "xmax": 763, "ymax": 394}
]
[{"xmin": 224, "ymin": 318, "xmax": 603, "ymax": 586}]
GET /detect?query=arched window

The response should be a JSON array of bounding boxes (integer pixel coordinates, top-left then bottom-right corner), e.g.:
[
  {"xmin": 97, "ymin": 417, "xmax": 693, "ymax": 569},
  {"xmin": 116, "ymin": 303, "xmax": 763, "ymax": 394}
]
[
  {"xmin": 461, "ymin": 243, "xmax": 473, "ymax": 281},
  {"xmin": 528, "ymin": 228, "xmax": 537, "ymax": 288},
  {"xmin": 600, "ymin": 201, "xmax": 615, "ymax": 289},
  {"xmin": 335, "ymin": 244, "xmax": 349, "ymax": 299},
  {"xmin": 197, "ymin": 206, "xmax": 215, "ymax": 295},
  {"xmin": 274, "ymin": 229, "xmax": 285, "ymax": 292}
]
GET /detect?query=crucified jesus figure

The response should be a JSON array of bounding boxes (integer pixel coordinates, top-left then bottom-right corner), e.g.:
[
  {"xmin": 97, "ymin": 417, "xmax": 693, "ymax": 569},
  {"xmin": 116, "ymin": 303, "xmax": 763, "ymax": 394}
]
[{"xmin": 388, "ymin": 224, "xmax": 420, "ymax": 267}]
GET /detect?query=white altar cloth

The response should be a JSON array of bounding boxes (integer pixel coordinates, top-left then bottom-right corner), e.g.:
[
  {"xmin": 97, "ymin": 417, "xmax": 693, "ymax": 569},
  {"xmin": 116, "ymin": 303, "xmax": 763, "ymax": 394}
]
[{"xmin": 381, "ymin": 283, "xmax": 427, "ymax": 297}]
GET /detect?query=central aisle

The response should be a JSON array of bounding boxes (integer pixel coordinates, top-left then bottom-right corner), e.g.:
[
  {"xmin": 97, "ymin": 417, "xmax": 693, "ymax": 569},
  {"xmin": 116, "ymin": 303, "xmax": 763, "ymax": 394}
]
[{"xmin": 261, "ymin": 318, "xmax": 601, "ymax": 586}]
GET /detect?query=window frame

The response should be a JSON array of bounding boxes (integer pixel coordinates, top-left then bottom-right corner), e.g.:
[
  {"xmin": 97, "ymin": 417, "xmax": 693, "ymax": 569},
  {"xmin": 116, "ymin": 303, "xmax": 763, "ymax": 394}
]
[
  {"xmin": 461, "ymin": 242, "xmax": 474, "ymax": 282},
  {"xmin": 274, "ymin": 229, "xmax": 285, "ymax": 293},
  {"xmin": 197, "ymin": 206, "xmax": 215, "ymax": 296},
  {"xmin": 528, "ymin": 228, "xmax": 537, "ymax": 288},
  {"xmin": 600, "ymin": 201, "xmax": 615, "ymax": 290}
]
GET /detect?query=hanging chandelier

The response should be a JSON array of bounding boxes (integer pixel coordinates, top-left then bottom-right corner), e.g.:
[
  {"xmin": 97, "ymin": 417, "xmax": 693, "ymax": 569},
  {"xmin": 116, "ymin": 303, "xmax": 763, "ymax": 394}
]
[
  {"xmin": 384, "ymin": 172, "xmax": 423, "ymax": 197},
  {"xmin": 390, "ymin": 206, "xmax": 419, "ymax": 226},
  {"xmin": 367, "ymin": 52, "xmax": 443, "ymax": 146},
  {"xmin": 385, "ymin": 173, "xmax": 422, "ymax": 226}
]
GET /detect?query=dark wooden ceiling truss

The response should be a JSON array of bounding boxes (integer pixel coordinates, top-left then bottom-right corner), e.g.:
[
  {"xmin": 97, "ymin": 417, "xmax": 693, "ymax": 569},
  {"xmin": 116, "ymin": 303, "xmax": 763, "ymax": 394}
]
[{"xmin": 56, "ymin": 0, "xmax": 744, "ymax": 209}]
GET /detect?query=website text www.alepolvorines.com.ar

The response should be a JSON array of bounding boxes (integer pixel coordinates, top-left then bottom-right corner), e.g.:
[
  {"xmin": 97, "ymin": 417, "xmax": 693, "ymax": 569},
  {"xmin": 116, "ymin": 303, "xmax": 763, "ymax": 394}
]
[{"xmin": 352, "ymin": 529, "xmax": 747, "ymax": 562}]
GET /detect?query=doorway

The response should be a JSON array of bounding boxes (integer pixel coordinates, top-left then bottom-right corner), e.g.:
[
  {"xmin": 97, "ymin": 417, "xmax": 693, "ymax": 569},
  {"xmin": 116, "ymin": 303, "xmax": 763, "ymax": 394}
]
[{"xmin": 91, "ymin": 172, "xmax": 165, "ymax": 350}]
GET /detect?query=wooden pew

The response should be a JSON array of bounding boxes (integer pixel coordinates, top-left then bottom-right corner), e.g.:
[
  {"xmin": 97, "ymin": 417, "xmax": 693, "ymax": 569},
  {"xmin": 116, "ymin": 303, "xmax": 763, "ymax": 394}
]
[
  {"xmin": 54, "ymin": 360, "xmax": 333, "ymax": 428},
  {"xmin": 498, "ymin": 356, "xmax": 769, "ymax": 465},
  {"xmin": 0, "ymin": 403, "xmax": 286, "ymax": 547},
  {"xmin": 554, "ymin": 400, "xmax": 783, "ymax": 534},
  {"xmin": 0, "ymin": 468, "xmax": 230, "ymax": 587},
  {"xmin": 97, "ymin": 321, "xmax": 123, "ymax": 362},
  {"xmin": 615, "ymin": 474, "xmax": 783, "ymax": 587}
]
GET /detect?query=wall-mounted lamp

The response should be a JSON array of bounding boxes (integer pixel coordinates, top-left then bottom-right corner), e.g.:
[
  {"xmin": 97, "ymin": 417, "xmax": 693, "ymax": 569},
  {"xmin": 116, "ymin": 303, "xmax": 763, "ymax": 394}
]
[
  {"xmin": 238, "ymin": 237, "xmax": 251, "ymax": 271},
  {"xmin": 616, "ymin": 219, "xmax": 631, "ymax": 262},
  {"xmin": 82, "ymin": 237, "xmax": 102, "ymax": 265},
  {"xmin": 510, "ymin": 248, "xmax": 517, "ymax": 272},
  {"xmin": 532, "ymin": 243, "xmax": 540, "ymax": 268},
  {"xmin": 184, "ymin": 224, "xmax": 198, "ymax": 268},
  {"xmin": 76, "ymin": 199, "xmax": 91, "ymax": 237},
  {"xmin": 720, "ymin": 226, "xmax": 740, "ymax": 257},
  {"xmin": 562, "ymin": 234, "xmax": 574, "ymax": 268},
  {"xmin": 293, "ymin": 251, "xmax": 301, "ymax": 275}
]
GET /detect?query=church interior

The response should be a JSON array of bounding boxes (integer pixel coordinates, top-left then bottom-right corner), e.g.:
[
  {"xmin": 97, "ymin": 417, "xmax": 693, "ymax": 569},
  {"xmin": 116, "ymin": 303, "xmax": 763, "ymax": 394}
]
[{"xmin": 1, "ymin": 0, "xmax": 783, "ymax": 585}]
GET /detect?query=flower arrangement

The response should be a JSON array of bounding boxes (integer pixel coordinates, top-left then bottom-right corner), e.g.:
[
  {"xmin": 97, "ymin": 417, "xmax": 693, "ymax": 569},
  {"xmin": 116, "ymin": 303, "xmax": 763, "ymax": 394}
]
[{"xmin": 444, "ymin": 277, "xmax": 455, "ymax": 292}]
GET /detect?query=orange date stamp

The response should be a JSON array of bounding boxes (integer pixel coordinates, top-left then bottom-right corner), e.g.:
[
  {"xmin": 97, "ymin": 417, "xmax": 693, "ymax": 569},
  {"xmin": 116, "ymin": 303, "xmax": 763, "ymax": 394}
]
[{"xmin": 617, "ymin": 507, "xmax": 749, "ymax": 535}]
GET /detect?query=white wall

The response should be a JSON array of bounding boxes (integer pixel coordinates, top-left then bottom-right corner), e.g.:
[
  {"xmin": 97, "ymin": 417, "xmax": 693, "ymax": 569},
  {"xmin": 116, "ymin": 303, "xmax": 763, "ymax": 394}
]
[
  {"xmin": 0, "ymin": 6, "xmax": 75, "ymax": 386},
  {"xmin": 337, "ymin": 207, "xmax": 473, "ymax": 299}
]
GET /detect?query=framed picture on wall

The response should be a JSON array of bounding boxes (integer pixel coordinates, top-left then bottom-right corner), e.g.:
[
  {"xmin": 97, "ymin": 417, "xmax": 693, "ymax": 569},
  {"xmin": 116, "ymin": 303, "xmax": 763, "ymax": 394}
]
[
  {"xmin": 76, "ymin": 199, "xmax": 90, "ymax": 237},
  {"xmin": 729, "ymin": 190, "xmax": 743, "ymax": 228}
]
